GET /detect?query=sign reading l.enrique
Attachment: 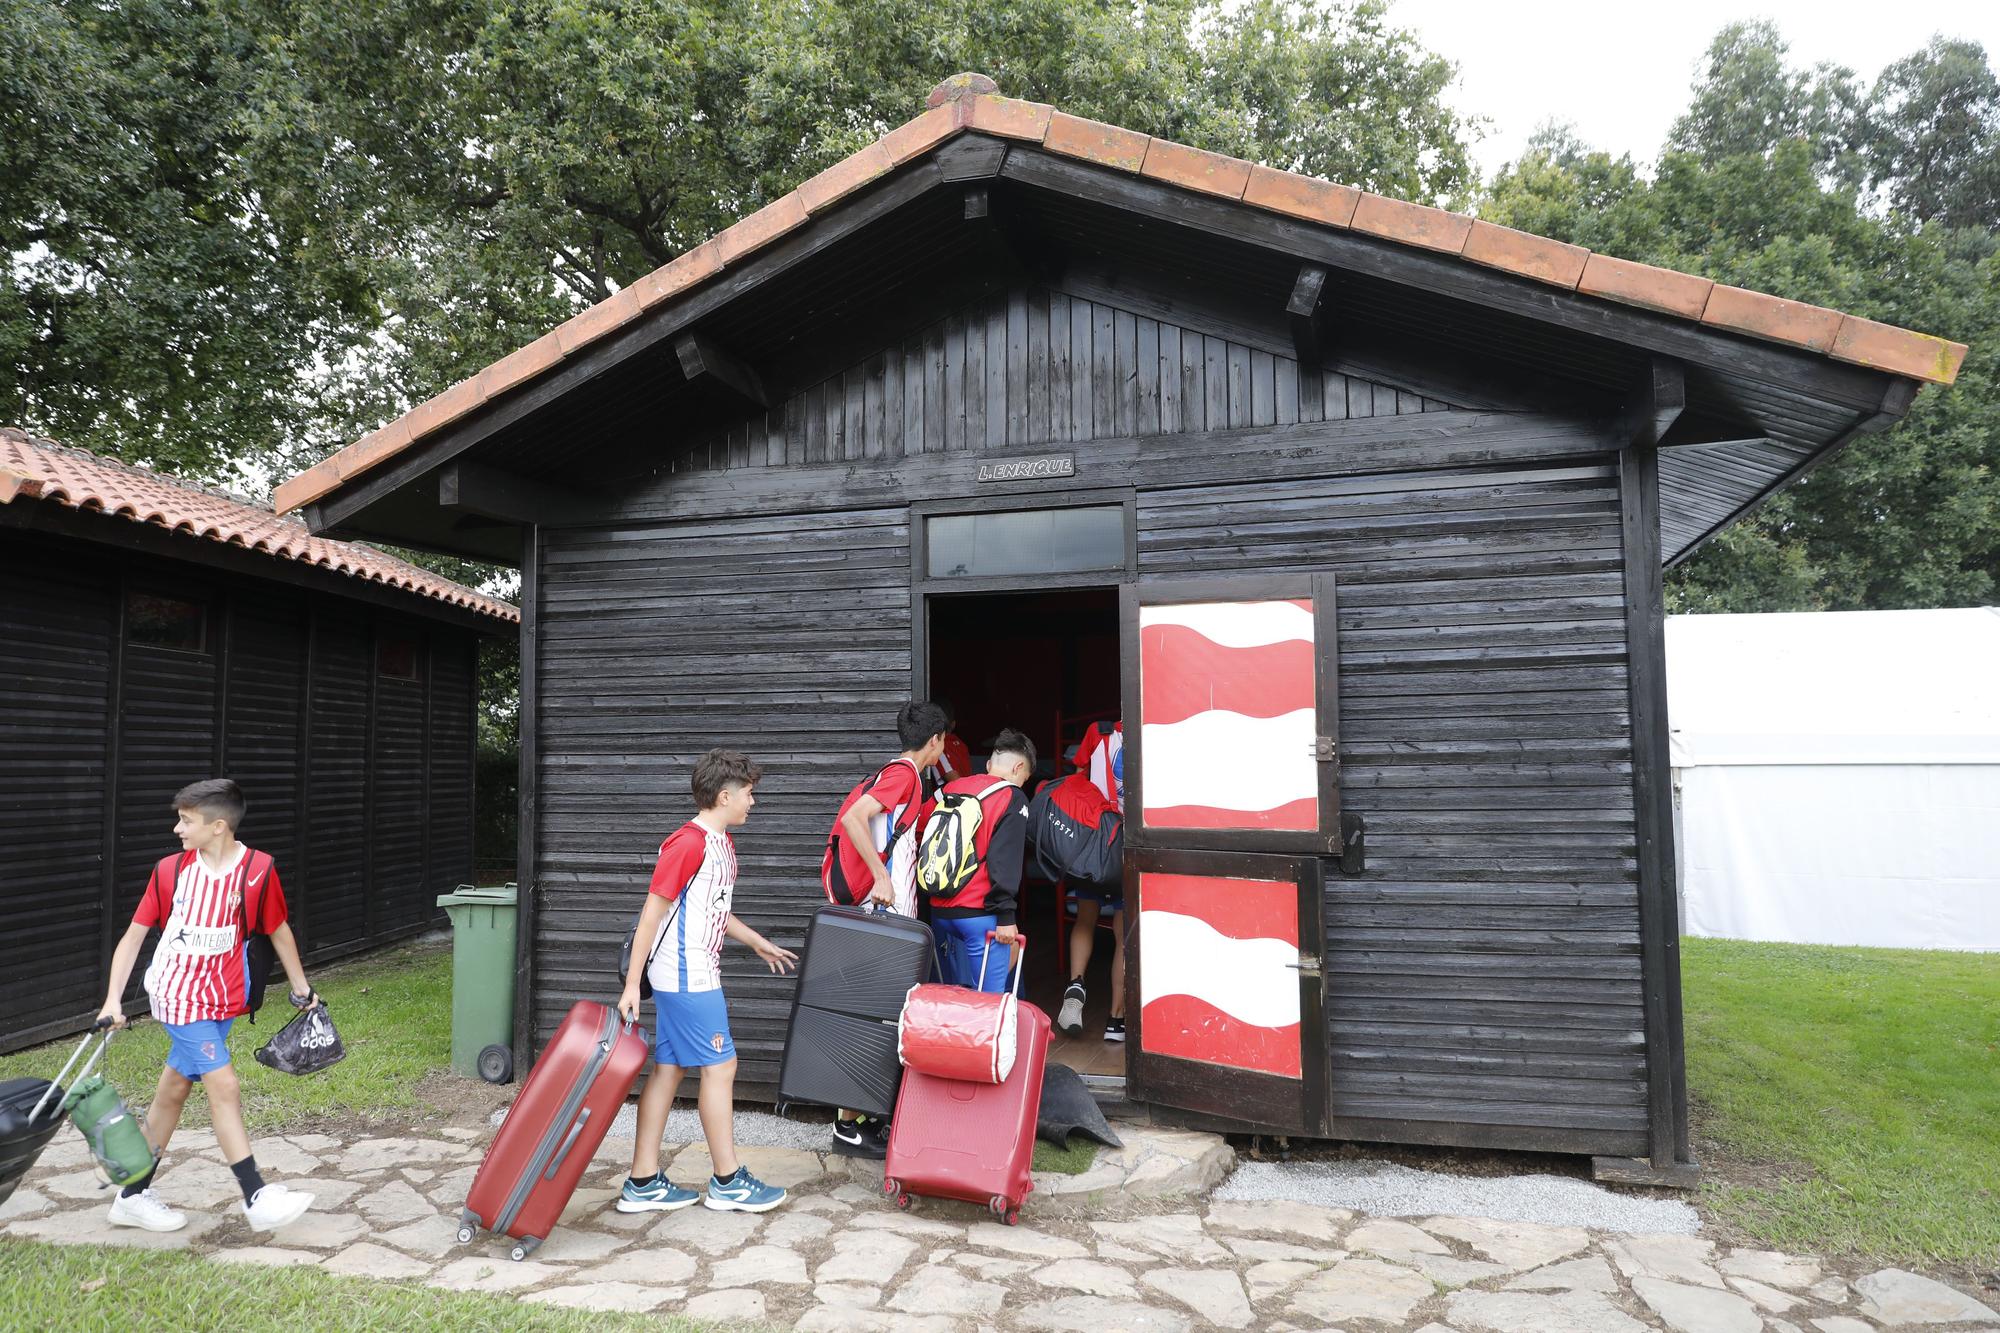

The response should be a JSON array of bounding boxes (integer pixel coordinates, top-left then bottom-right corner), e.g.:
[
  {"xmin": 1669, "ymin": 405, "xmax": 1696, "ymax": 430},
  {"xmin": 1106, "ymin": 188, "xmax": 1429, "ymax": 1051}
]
[{"xmin": 975, "ymin": 454, "xmax": 1075, "ymax": 483}]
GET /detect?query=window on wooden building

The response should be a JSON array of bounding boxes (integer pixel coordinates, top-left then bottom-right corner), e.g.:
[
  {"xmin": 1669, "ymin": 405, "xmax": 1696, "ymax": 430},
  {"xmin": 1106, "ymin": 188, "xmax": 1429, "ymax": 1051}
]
[
  {"xmin": 125, "ymin": 592, "xmax": 207, "ymax": 653},
  {"xmin": 377, "ymin": 637, "xmax": 421, "ymax": 681},
  {"xmin": 926, "ymin": 506, "xmax": 1125, "ymax": 579}
]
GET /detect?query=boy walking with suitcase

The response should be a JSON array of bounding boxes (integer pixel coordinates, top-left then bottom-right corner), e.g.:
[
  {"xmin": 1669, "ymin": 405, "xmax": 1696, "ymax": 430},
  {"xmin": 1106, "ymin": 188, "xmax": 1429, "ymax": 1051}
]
[
  {"xmin": 915, "ymin": 729, "xmax": 1036, "ymax": 992},
  {"xmin": 617, "ymin": 749, "xmax": 798, "ymax": 1214},
  {"xmin": 95, "ymin": 779, "xmax": 320, "ymax": 1233}
]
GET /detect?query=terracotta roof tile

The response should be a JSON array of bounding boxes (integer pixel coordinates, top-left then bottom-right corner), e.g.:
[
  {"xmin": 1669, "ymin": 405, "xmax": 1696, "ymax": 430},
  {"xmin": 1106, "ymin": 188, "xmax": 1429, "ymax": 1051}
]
[
  {"xmin": 1701, "ymin": 285, "xmax": 1844, "ymax": 354},
  {"xmin": 1460, "ymin": 220, "xmax": 1588, "ymax": 289},
  {"xmin": 1243, "ymin": 164, "xmax": 1359, "ymax": 227},
  {"xmin": 1140, "ymin": 137, "xmax": 1252, "ymax": 200},
  {"xmin": 1831, "ymin": 314, "xmax": 1969, "ymax": 385},
  {"xmin": 1576, "ymin": 253, "xmax": 1714, "ymax": 320},
  {"xmin": 798, "ymin": 143, "xmax": 896, "ymax": 215},
  {"xmin": 3, "ymin": 428, "xmax": 517, "ymax": 623},
  {"xmin": 712, "ymin": 194, "xmax": 811, "ymax": 268},
  {"xmin": 1351, "ymin": 193, "xmax": 1474, "ymax": 253},
  {"xmin": 274, "ymin": 76, "xmax": 1970, "ymax": 517},
  {"xmin": 1043, "ymin": 112, "xmax": 1150, "ymax": 173}
]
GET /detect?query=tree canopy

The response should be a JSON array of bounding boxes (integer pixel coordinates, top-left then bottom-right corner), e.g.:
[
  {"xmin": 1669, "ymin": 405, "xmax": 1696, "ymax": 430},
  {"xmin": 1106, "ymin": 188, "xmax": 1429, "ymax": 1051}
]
[{"xmin": 1485, "ymin": 22, "xmax": 1999, "ymax": 612}]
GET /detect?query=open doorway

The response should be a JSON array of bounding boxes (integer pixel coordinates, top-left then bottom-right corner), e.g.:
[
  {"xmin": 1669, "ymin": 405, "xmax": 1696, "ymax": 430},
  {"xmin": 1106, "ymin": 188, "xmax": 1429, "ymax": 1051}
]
[{"xmin": 926, "ymin": 587, "xmax": 1127, "ymax": 1081}]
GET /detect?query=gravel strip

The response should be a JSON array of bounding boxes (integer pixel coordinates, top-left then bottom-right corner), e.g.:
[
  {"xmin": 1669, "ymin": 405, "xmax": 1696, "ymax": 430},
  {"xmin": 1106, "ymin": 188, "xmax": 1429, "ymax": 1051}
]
[
  {"xmin": 1215, "ymin": 1159, "xmax": 1700, "ymax": 1235},
  {"xmin": 489, "ymin": 1103, "xmax": 835, "ymax": 1152}
]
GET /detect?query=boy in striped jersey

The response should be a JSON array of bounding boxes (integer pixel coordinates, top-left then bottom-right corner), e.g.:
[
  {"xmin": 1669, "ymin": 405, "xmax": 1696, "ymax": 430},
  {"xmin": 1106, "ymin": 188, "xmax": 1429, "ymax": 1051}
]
[
  {"xmin": 95, "ymin": 779, "xmax": 319, "ymax": 1234},
  {"xmin": 616, "ymin": 749, "xmax": 798, "ymax": 1215}
]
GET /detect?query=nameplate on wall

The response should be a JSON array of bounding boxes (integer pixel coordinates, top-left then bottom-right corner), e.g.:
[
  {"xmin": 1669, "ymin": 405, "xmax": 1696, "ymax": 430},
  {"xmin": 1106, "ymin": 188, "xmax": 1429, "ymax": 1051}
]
[{"xmin": 976, "ymin": 454, "xmax": 1075, "ymax": 483}]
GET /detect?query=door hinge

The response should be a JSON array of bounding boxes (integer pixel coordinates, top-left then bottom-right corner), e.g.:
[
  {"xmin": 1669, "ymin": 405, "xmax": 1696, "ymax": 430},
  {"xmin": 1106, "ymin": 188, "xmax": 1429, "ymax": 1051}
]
[
  {"xmin": 1287, "ymin": 956, "xmax": 1323, "ymax": 977},
  {"xmin": 1313, "ymin": 735, "xmax": 1337, "ymax": 762}
]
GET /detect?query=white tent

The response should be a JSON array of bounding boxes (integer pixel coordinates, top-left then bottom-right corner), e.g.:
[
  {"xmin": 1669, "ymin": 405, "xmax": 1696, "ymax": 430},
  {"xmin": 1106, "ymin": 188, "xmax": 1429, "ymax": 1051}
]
[{"xmin": 1666, "ymin": 608, "xmax": 2000, "ymax": 951}]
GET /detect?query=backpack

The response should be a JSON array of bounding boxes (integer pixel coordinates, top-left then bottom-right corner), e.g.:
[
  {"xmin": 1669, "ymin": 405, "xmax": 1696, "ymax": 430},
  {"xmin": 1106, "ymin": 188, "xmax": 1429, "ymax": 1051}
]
[
  {"xmin": 147, "ymin": 848, "xmax": 280, "ymax": 1022},
  {"xmin": 821, "ymin": 759, "xmax": 924, "ymax": 906},
  {"xmin": 64, "ymin": 1074, "xmax": 156, "ymax": 1188},
  {"xmin": 914, "ymin": 780, "xmax": 1012, "ymax": 900},
  {"xmin": 1029, "ymin": 774, "xmax": 1125, "ymax": 887}
]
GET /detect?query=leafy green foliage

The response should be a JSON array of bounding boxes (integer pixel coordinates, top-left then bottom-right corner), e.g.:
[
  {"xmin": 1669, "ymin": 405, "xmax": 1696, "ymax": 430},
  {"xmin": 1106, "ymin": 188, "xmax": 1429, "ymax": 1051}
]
[{"xmin": 1483, "ymin": 25, "xmax": 2000, "ymax": 612}]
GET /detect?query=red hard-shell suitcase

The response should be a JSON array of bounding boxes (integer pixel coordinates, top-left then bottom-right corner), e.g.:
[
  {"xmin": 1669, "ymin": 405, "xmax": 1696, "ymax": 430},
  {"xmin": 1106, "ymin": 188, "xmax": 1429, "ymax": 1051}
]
[
  {"xmin": 883, "ymin": 997, "xmax": 1051, "ymax": 1225},
  {"xmin": 458, "ymin": 1000, "xmax": 647, "ymax": 1260}
]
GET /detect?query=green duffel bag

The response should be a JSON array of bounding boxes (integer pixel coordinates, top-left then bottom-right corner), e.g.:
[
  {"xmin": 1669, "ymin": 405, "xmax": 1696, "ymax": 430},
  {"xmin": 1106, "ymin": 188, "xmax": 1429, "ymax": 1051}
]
[{"xmin": 64, "ymin": 1075, "xmax": 155, "ymax": 1189}]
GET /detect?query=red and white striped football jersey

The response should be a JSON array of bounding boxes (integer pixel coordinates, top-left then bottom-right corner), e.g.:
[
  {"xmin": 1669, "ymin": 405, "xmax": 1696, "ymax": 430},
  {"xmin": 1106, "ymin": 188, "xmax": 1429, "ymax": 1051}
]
[
  {"xmin": 135, "ymin": 844, "xmax": 288, "ymax": 1024},
  {"xmin": 644, "ymin": 821, "xmax": 737, "ymax": 995}
]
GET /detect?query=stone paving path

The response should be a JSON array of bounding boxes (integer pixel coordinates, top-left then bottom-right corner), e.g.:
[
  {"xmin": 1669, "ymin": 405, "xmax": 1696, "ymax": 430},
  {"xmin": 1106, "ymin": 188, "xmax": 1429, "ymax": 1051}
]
[{"xmin": 4, "ymin": 1123, "xmax": 1997, "ymax": 1333}]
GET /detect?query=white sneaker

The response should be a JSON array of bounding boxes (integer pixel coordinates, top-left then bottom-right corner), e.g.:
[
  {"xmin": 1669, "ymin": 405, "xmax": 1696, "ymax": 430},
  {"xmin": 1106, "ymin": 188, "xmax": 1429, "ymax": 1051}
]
[
  {"xmin": 243, "ymin": 1183, "xmax": 315, "ymax": 1231},
  {"xmin": 107, "ymin": 1188, "xmax": 187, "ymax": 1233},
  {"xmin": 1057, "ymin": 982, "xmax": 1086, "ymax": 1037}
]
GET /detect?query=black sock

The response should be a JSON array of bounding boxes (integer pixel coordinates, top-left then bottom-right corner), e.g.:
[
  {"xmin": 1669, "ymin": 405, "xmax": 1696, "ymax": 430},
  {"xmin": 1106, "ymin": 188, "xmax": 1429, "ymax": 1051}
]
[
  {"xmin": 120, "ymin": 1163, "xmax": 157, "ymax": 1199},
  {"xmin": 229, "ymin": 1154, "xmax": 266, "ymax": 1205},
  {"xmin": 712, "ymin": 1172, "xmax": 733, "ymax": 1188},
  {"xmin": 628, "ymin": 1173, "xmax": 659, "ymax": 1189}
]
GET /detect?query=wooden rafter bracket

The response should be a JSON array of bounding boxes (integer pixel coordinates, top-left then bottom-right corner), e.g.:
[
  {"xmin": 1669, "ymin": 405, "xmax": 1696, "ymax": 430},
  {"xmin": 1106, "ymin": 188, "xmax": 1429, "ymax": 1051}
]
[{"xmin": 675, "ymin": 330, "xmax": 771, "ymax": 411}]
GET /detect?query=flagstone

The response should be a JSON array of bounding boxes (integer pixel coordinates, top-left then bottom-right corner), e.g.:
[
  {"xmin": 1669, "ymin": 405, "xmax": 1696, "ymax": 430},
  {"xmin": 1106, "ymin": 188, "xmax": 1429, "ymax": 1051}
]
[
  {"xmin": 1605, "ymin": 1233, "xmax": 1724, "ymax": 1288},
  {"xmin": 1344, "ymin": 1217, "xmax": 1449, "ymax": 1256},
  {"xmin": 816, "ymin": 1282, "xmax": 884, "ymax": 1308},
  {"xmin": 1855, "ymin": 1267, "xmax": 1999, "ymax": 1324},
  {"xmin": 321, "ymin": 1241, "xmax": 433, "ymax": 1280},
  {"xmin": 1449, "ymin": 1287, "xmax": 1655, "ymax": 1333},
  {"xmin": 794, "ymin": 1308, "xmax": 961, "ymax": 1333},
  {"xmin": 336, "ymin": 1137, "xmax": 466, "ymax": 1173},
  {"xmin": 1013, "ymin": 1295, "xmax": 1193, "ymax": 1333},
  {"xmin": 292, "ymin": 1178, "xmax": 368, "ymax": 1209},
  {"xmin": 249, "ymin": 1138, "xmax": 324, "ymax": 1175},
  {"xmin": 887, "ymin": 1264, "xmax": 1007, "ymax": 1317},
  {"xmin": 1091, "ymin": 1214, "xmax": 1230, "ymax": 1264},
  {"xmin": 156, "ymin": 1156, "xmax": 250, "ymax": 1209},
  {"xmin": 285, "ymin": 1133, "xmax": 343, "ymax": 1153},
  {"xmin": 817, "ymin": 1231, "xmax": 919, "ymax": 1285},
  {"xmin": 1245, "ymin": 1259, "xmax": 1321, "ymax": 1303},
  {"xmin": 710, "ymin": 1244, "xmax": 811, "ymax": 1288},
  {"xmin": 373, "ymin": 1214, "xmax": 472, "ymax": 1260},
  {"xmin": 580, "ymin": 1245, "xmax": 699, "ymax": 1285},
  {"xmin": 767, "ymin": 1210, "xmax": 837, "ymax": 1245},
  {"xmin": 1204, "ymin": 1199, "xmax": 1348, "ymax": 1244},
  {"xmin": 796, "ymin": 1194, "xmax": 854, "ymax": 1215},
  {"xmin": 40, "ymin": 1168, "xmax": 118, "ymax": 1201},
  {"xmin": 1634, "ymin": 1277, "xmax": 1763, "ymax": 1333},
  {"xmin": 355, "ymin": 1180, "xmax": 437, "ymax": 1225},
  {"xmin": 1719, "ymin": 1247, "xmax": 1822, "ymax": 1289},
  {"xmin": 1504, "ymin": 1255, "xmax": 1620, "ymax": 1294},
  {"xmin": 1423, "ymin": 1215, "xmax": 1591, "ymax": 1271},
  {"xmin": 686, "ymin": 1289, "xmax": 769, "ymax": 1322},
  {"xmin": 267, "ymin": 1208, "xmax": 368, "ymax": 1249},
  {"xmin": 7, "ymin": 1205, "xmax": 220, "ymax": 1250},
  {"xmin": 521, "ymin": 1226, "xmax": 631, "ymax": 1264},
  {"xmin": 1142, "ymin": 1266, "xmax": 1254, "ymax": 1328},
  {"xmin": 1288, "ymin": 1257, "xmax": 1433, "ymax": 1326},
  {"xmin": 0, "ymin": 1187, "xmax": 54, "ymax": 1222},
  {"xmin": 1728, "ymin": 1275, "xmax": 1802, "ymax": 1313},
  {"xmin": 209, "ymin": 1246, "xmax": 323, "ymax": 1267},
  {"xmin": 849, "ymin": 1210, "xmax": 963, "ymax": 1239},
  {"xmin": 967, "ymin": 1221, "xmax": 1088, "ymax": 1259},
  {"xmin": 523, "ymin": 1281, "xmax": 679, "ymax": 1313},
  {"xmin": 427, "ymin": 1256, "xmax": 570, "ymax": 1293},
  {"xmin": 1034, "ymin": 1258, "xmax": 1139, "ymax": 1298},
  {"xmin": 1810, "ymin": 1277, "xmax": 1851, "ymax": 1304},
  {"xmin": 1218, "ymin": 1236, "xmax": 1344, "ymax": 1265},
  {"xmin": 648, "ymin": 1203, "xmax": 764, "ymax": 1254}
]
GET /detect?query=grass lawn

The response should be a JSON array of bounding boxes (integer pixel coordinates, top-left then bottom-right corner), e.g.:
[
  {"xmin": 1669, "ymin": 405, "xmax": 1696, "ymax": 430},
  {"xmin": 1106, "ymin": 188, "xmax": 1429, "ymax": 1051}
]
[
  {"xmin": 1684, "ymin": 937, "xmax": 2000, "ymax": 1269},
  {"xmin": 0, "ymin": 1239, "xmax": 710, "ymax": 1332},
  {"xmin": 0, "ymin": 938, "xmax": 456, "ymax": 1131}
]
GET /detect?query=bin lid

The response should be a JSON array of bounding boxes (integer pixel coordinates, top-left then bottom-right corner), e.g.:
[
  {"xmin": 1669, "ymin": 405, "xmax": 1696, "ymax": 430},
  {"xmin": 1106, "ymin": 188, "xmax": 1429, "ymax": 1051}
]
[{"xmin": 436, "ymin": 884, "xmax": 517, "ymax": 908}]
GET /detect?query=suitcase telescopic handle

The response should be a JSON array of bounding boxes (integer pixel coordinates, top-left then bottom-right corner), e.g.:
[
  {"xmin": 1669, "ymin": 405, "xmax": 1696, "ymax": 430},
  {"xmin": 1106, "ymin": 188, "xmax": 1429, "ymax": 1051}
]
[
  {"xmin": 543, "ymin": 1108, "xmax": 591, "ymax": 1181},
  {"xmin": 32, "ymin": 1022, "xmax": 116, "ymax": 1122},
  {"xmin": 981, "ymin": 932, "xmax": 1028, "ymax": 1000}
]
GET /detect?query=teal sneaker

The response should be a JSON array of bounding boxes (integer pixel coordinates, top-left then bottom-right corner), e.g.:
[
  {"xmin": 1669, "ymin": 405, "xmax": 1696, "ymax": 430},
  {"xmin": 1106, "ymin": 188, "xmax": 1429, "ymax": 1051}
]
[
  {"xmin": 704, "ymin": 1166, "xmax": 786, "ymax": 1213},
  {"xmin": 615, "ymin": 1174, "xmax": 700, "ymax": 1213}
]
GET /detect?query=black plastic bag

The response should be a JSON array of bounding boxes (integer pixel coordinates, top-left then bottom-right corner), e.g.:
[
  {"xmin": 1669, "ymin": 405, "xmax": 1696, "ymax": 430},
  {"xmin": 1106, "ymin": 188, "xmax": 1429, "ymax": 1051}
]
[{"xmin": 254, "ymin": 1005, "xmax": 346, "ymax": 1076}]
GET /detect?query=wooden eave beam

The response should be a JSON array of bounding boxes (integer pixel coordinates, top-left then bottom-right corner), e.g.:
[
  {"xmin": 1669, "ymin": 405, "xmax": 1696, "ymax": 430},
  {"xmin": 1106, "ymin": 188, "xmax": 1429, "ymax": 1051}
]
[
  {"xmin": 438, "ymin": 460, "xmax": 594, "ymax": 527},
  {"xmin": 674, "ymin": 331, "xmax": 771, "ymax": 411},
  {"xmin": 1287, "ymin": 264, "xmax": 1331, "ymax": 371},
  {"xmin": 1618, "ymin": 358, "xmax": 1686, "ymax": 447}
]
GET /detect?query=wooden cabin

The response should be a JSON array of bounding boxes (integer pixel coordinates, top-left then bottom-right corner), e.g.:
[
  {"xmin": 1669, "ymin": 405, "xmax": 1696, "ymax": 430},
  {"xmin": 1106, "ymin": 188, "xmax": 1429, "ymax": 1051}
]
[
  {"xmin": 275, "ymin": 75, "xmax": 1966, "ymax": 1180},
  {"xmin": 0, "ymin": 428, "xmax": 516, "ymax": 1051}
]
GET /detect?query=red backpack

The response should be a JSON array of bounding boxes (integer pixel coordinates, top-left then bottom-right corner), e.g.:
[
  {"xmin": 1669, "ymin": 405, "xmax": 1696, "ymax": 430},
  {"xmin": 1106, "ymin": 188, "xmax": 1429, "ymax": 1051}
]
[{"xmin": 820, "ymin": 759, "xmax": 923, "ymax": 905}]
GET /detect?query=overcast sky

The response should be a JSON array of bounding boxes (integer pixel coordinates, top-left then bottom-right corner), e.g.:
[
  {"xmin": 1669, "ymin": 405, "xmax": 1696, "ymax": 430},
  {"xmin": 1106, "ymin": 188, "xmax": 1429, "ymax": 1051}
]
[{"xmin": 1390, "ymin": 0, "xmax": 2000, "ymax": 181}]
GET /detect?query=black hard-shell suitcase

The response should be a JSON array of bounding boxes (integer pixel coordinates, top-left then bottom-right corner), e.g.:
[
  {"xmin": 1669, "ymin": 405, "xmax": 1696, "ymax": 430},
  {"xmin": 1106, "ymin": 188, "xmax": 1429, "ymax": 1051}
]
[{"xmin": 778, "ymin": 905, "xmax": 934, "ymax": 1118}]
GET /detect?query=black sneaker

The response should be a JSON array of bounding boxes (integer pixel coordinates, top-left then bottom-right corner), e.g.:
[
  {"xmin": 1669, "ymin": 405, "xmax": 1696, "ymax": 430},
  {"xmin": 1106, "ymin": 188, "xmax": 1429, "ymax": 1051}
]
[
  {"xmin": 831, "ymin": 1117, "xmax": 888, "ymax": 1159},
  {"xmin": 1057, "ymin": 981, "xmax": 1087, "ymax": 1037},
  {"xmin": 1104, "ymin": 1017, "xmax": 1126, "ymax": 1042}
]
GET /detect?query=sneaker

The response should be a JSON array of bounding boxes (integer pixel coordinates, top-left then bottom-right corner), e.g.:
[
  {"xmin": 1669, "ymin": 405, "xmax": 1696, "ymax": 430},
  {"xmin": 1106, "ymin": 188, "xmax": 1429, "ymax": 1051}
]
[
  {"xmin": 831, "ymin": 1117, "xmax": 888, "ymax": 1160},
  {"xmin": 107, "ymin": 1188, "xmax": 186, "ymax": 1233},
  {"xmin": 1104, "ymin": 1017, "xmax": 1127, "ymax": 1043},
  {"xmin": 705, "ymin": 1166, "xmax": 787, "ymax": 1213},
  {"xmin": 616, "ymin": 1173, "xmax": 700, "ymax": 1213},
  {"xmin": 242, "ymin": 1183, "xmax": 315, "ymax": 1231},
  {"xmin": 1057, "ymin": 981, "xmax": 1087, "ymax": 1037}
]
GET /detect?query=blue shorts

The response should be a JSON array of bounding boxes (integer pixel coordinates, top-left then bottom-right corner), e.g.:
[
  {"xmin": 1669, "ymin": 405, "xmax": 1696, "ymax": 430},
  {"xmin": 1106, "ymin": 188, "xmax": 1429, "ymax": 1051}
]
[
  {"xmin": 651, "ymin": 989, "xmax": 735, "ymax": 1068},
  {"xmin": 163, "ymin": 1020, "xmax": 234, "ymax": 1081},
  {"xmin": 1071, "ymin": 886, "xmax": 1124, "ymax": 912}
]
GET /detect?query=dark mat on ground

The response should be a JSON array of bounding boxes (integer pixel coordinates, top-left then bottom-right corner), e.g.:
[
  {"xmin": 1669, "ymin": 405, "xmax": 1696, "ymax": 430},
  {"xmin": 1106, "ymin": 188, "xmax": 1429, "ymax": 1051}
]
[{"xmin": 1038, "ymin": 1062, "xmax": 1123, "ymax": 1149}]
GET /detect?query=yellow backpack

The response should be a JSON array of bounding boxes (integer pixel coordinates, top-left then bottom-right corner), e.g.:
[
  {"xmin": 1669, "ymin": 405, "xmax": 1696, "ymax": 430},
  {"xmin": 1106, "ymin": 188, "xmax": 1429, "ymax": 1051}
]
[{"xmin": 914, "ymin": 780, "xmax": 1011, "ymax": 898}]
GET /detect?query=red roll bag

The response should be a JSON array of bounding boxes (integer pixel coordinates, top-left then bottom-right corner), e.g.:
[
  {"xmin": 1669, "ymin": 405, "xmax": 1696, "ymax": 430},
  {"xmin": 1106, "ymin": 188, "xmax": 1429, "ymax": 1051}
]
[{"xmin": 897, "ymin": 936, "xmax": 1022, "ymax": 1084}]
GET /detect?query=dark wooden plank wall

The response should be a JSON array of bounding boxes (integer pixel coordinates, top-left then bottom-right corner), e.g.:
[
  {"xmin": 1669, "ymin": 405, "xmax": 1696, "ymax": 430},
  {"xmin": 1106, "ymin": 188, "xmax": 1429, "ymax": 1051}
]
[
  {"xmin": 0, "ymin": 551, "xmax": 116, "ymax": 1039},
  {"xmin": 675, "ymin": 286, "xmax": 1447, "ymax": 472},
  {"xmin": 1656, "ymin": 439, "xmax": 1809, "ymax": 562},
  {"xmin": 532, "ymin": 508, "xmax": 913, "ymax": 1088},
  {"xmin": 0, "ymin": 530, "xmax": 486, "ymax": 1051},
  {"xmin": 1138, "ymin": 462, "xmax": 1647, "ymax": 1155}
]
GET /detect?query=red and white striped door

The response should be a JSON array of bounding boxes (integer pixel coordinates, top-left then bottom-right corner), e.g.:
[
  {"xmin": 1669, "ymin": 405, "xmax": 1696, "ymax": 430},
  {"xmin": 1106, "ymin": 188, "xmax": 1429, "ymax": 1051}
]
[{"xmin": 1119, "ymin": 575, "xmax": 1339, "ymax": 1132}]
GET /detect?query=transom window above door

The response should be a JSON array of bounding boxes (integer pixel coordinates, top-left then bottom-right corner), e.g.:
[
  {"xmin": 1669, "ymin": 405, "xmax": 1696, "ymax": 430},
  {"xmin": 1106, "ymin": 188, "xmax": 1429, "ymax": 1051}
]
[{"xmin": 925, "ymin": 505, "xmax": 1125, "ymax": 579}]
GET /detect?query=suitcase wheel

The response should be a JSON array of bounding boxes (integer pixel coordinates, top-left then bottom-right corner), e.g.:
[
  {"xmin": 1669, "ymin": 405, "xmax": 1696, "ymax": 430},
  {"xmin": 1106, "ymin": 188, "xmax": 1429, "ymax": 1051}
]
[
  {"xmin": 510, "ymin": 1236, "xmax": 541, "ymax": 1262},
  {"xmin": 1005, "ymin": 1209, "xmax": 1020, "ymax": 1226},
  {"xmin": 882, "ymin": 1178, "xmax": 899, "ymax": 1197},
  {"xmin": 988, "ymin": 1195, "xmax": 1006, "ymax": 1216},
  {"xmin": 455, "ymin": 1223, "xmax": 477, "ymax": 1245}
]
